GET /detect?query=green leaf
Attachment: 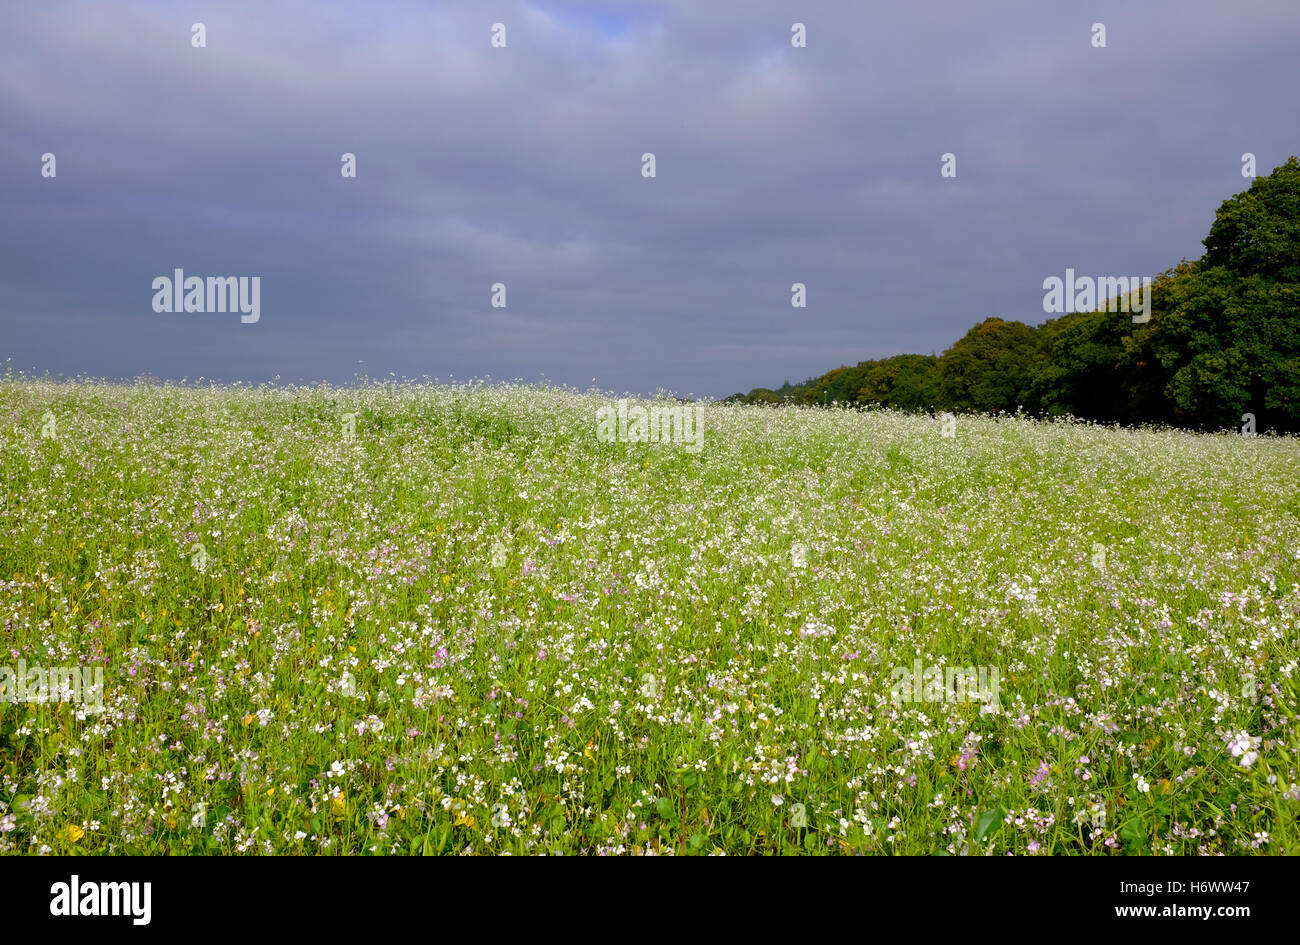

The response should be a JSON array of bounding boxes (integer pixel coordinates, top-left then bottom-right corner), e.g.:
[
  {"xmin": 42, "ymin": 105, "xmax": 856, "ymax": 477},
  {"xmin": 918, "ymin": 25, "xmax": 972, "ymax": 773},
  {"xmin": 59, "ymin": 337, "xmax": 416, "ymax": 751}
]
[
  {"xmin": 974, "ymin": 807, "xmax": 1006, "ymax": 843},
  {"xmin": 1120, "ymin": 817, "xmax": 1148, "ymax": 852}
]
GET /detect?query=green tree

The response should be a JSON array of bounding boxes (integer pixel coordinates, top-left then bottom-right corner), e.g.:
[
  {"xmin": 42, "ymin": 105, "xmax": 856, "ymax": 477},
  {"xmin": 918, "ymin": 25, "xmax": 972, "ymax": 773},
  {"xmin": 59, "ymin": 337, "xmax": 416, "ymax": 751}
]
[
  {"xmin": 856, "ymin": 354, "xmax": 941, "ymax": 411},
  {"xmin": 938, "ymin": 318, "xmax": 1041, "ymax": 414},
  {"xmin": 1031, "ymin": 308, "xmax": 1129, "ymax": 420},
  {"xmin": 1136, "ymin": 157, "xmax": 1300, "ymax": 430}
]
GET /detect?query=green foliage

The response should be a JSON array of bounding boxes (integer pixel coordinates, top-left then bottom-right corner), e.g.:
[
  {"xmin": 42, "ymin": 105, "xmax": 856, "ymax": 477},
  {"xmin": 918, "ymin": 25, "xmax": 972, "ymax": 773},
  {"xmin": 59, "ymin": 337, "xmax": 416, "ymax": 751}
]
[
  {"xmin": 3, "ymin": 379, "xmax": 1297, "ymax": 855},
  {"xmin": 938, "ymin": 318, "xmax": 1040, "ymax": 414},
  {"xmin": 1203, "ymin": 156, "xmax": 1300, "ymax": 281},
  {"xmin": 734, "ymin": 156, "xmax": 1300, "ymax": 432},
  {"xmin": 1138, "ymin": 158, "xmax": 1300, "ymax": 430},
  {"xmin": 1032, "ymin": 308, "xmax": 1130, "ymax": 420},
  {"xmin": 856, "ymin": 355, "xmax": 941, "ymax": 411}
]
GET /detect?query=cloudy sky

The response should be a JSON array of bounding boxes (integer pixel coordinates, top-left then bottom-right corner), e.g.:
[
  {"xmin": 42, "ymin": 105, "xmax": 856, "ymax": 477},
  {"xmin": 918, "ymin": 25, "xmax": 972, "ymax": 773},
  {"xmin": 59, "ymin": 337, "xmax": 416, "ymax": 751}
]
[{"xmin": 2, "ymin": 0, "xmax": 1298, "ymax": 398}]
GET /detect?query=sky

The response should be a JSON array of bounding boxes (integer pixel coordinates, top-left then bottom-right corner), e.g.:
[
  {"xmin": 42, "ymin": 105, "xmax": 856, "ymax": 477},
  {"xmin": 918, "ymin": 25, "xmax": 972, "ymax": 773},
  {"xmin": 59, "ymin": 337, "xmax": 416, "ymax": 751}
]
[{"xmin": 2, "ymin": 0, "xmax": 1298, "ymax": 399}]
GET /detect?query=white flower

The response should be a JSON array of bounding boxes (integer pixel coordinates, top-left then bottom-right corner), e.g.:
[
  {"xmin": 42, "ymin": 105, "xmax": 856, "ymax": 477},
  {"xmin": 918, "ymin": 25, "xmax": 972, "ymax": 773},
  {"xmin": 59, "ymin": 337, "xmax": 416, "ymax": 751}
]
[
  {"xmin": 798, "ymin": 619, "xmax": 833, "ymax": 639},
  {"xmin": 771, "ymin": 794, "xmax": 784, "ymax": 806},
  {"xmin": 1226, "ymin": 731, "xmax": 1260, "ymax": 768}
]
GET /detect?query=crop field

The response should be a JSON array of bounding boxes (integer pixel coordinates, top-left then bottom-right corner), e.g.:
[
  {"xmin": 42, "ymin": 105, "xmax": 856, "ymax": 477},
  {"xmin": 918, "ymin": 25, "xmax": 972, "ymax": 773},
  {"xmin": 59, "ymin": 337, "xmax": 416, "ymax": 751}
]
[{"xmin": 1, "ymin": 378, "xmax": 1297, "ymax": 855}]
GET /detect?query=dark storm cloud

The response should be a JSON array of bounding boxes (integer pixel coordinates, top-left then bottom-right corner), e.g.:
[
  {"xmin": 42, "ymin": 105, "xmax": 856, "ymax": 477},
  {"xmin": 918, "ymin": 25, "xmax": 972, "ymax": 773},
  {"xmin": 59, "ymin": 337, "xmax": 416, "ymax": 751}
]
[{"xmin": 2, "ymin": 0, "xmax": 1298, "ymax": 396}]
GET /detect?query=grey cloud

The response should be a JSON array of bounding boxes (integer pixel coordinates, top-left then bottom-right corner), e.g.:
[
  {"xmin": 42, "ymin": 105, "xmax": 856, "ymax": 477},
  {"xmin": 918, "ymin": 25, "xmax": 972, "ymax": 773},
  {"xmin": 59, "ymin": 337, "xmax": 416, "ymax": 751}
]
[{"xmin": 1, "ymin": 0, "xmax": 1298, "ymax": 394}]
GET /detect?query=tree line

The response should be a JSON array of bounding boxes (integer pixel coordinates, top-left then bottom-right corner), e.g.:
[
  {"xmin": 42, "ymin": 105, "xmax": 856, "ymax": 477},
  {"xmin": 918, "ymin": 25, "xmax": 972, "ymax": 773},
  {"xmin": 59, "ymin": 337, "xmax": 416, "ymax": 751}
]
[{"xmin": 728, "ymin": 156, "xmax": 1300, "ymax": 433}]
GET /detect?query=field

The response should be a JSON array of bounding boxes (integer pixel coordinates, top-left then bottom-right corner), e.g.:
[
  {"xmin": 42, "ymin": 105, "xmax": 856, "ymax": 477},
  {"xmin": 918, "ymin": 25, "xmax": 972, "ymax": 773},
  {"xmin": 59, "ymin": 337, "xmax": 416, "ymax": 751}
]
[{"xmin": 1, "ymin": 377, "xmax": 1297, "ymax": 855}]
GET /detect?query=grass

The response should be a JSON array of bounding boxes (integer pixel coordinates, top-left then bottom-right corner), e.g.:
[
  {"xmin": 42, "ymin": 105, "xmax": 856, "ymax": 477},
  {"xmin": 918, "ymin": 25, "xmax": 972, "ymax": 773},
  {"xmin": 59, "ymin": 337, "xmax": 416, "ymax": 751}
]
[{"xmin": 1, "ymin": 375, "xmax": 1297, "ymax": 855}]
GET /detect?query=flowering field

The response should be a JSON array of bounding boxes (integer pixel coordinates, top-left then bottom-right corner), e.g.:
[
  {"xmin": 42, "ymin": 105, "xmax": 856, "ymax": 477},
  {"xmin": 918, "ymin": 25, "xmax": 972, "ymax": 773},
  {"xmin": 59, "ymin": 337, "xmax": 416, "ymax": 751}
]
[{"xmin": 1, "ymin": 378, "xmax": 1298, "ymax": 855}]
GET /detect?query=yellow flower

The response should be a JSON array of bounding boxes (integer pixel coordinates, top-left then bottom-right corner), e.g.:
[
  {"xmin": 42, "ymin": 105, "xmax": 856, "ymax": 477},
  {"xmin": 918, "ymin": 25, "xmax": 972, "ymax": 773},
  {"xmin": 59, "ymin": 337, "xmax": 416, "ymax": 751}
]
[
  {"xmin": 454, "ymin": 810, "xmax": 475, "ymax": 828},
  {"xmin": 61, "ymin": 824, "xmax": 85, "ymax": 843},
  {"xmin": 331, "ymin": 793, "xmax": 347, "ymax": 816}
]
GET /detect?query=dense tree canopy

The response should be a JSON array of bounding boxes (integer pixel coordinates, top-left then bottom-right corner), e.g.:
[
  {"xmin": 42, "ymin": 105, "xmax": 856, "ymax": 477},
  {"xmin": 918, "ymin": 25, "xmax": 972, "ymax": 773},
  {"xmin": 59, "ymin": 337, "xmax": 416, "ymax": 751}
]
[
  {"xmin": 938, "ymin": 318, "xmax": 1039, "ymax": 414},
  {"xmin": 856, "ymin": 355, "xmax": 941, "ymax": 411},
  {"xmin": 728, "ymin": 156, "xmax": 1300, "ymax": 432}
]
